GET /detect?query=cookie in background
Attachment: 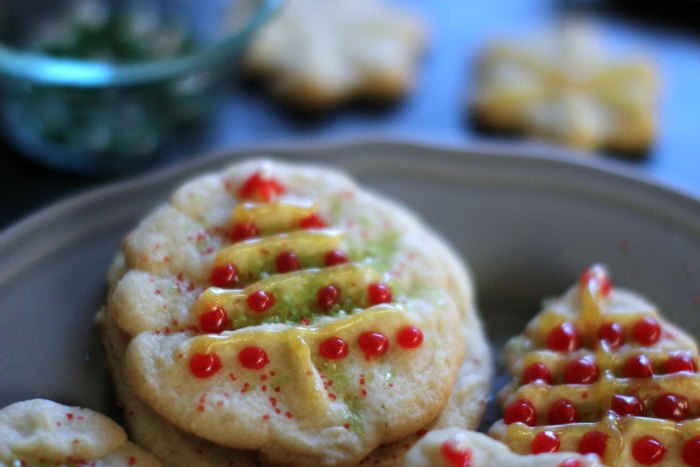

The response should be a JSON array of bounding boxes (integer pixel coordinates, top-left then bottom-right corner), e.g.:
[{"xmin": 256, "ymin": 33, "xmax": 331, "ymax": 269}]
[
  {"xmin": 470, "ymin": 20, "xmax": 659, "ymax": 156},
  {"xmin": 243, "ymin": 0, "xmax": 427, "ymax": 111}
]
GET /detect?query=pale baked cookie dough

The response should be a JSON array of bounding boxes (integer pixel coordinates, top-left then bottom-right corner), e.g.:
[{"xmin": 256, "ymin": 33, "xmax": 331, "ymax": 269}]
[
  {"xmin": 471, "ymin": 21, "xmax": 659, "ymax": 153},
  {"xmin": 490, "ymin": 264, "xmax": 700, "ymax": 466},
  {"xmin": 98, "ymin": 159, "xmax": 491, "ymax": 466},
  {"xmin": 0, "ymin": 399, "xmax": 161, "ymax": 466},
  {"xmin": 243, "ymin": 0, "xmax": 427, "ymax": 110},
  {"xmin": 405, "ymin": 428, "xmax": 604, "ymax": 467}
]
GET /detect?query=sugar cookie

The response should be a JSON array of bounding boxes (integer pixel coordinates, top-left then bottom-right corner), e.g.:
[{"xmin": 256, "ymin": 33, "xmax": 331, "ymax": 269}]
[
  {"xmin": 0, "ymin": 399, "xmax": 161, "ymax": 466},
  {"xmin": 244, "ymin": 0, "xmax": 426, "ymax": 110},
  {"xmin": 100, "ymin": 159, "xmax": 490, "ymax": 465},
  {"xmin": 471, "ymin": 22, "xmax": 658, "ymax": 153},
  {"xmin": 491, "ymin": 264, "xmax": 700, "ymax": 466},
  {"xmin": 405, "ymin": 428, "xmax": 603, "ymax": 466}
]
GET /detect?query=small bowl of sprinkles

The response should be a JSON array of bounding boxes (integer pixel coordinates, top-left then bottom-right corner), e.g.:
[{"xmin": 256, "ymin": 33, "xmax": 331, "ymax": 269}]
[{"xmin": 0, "ymin": 0, "xmax": 281, "ymax": 174}]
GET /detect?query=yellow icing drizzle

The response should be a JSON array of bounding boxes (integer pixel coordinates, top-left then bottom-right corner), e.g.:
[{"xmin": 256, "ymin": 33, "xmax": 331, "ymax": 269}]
[
  {"xmin": 193, "ymin": 304, "xmax": 405, "ymax": 354},
  {"xmin": 194, "ymin": 262, "xmax": 381, "ymax": 325},
  {"xmin": 483, "ymin": 43, "xmax": 656, "ymax": 134},
  {"xmin": 190, "ymin": 305, "xmax": 409, "ymax": 417},
  {"xmin": 214, "ymin": 229, "xmax": 344, "ymax": 283},
  {"xmin": 529, "ymin": 284, "xmax": 659, "ymax": 347},
  {"xmin": 232, "ymin": 198, "xmax": 318, "ymax": 235},
  {"xmin": 499, "ymin": 411, "xmax": 700, "ymax": 464}
]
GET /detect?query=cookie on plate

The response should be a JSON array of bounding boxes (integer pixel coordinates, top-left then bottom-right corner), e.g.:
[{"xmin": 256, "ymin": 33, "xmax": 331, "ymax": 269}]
[
  {"xmin": 243, "ymin": 0, "xmax": 427, "ymax": 110},
  {"xmin": 490, "ymin": 264, "xmax": 700, "ymax": 466},
  {"xmin": 470, "ymin": 21, "xmax": 658, "ymax": 154},
  {"xmin": 0, "ymin": 399, "xmax": 161, "ymax": 466},
  {"xmin": 404, "ymin": 428, "xmax": 603, "ymax": 467},
  {"xmin": 98, "ymin": 159, "xmax": 491, "ymax": 466}
]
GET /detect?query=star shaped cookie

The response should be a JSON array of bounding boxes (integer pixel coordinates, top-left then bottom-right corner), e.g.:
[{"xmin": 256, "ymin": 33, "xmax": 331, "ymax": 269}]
[
  {"xmin": 243, "ymin": 0, "xmax": 427, "ymax": 110},
  {"xmin": 471, "ymin": 22, "xmax": 659, "ymax": 154}
]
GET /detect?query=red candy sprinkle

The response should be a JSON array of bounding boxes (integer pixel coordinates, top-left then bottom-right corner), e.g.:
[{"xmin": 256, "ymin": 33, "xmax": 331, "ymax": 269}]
[
  {"xmin": 633, "ymin": 437, "xmax": 666, "ymax": 465},
  {"xmin": 324, "ymin": 249, "xmax": 349, "ymax": 266},
  {"xmin": 358, "ymin": 331, "xmax": 389, "ymax": 357},
  {"xmin": 317, "ymin": 285, "xmax": 341, "ymax": 312},
  {"xmin": 548, "ymin": 399, "xmax": 578, "ymax": 425},
  {"xmin": 522, "ymin": 362, "xmax": 552, "ymax": 385},
  {"xmin": 238, "ymin": 347, "xmax": 269, "ymax": 370},
  {"xmin": 579, "ymin": 264, "xmax": 611, "ymax": 296},
  {"xmin": 199, "ymin": 307, "xmax": 229, "ymax": 334},
  {"xmin": 682, "ymin": 436, "xmax": 700, "ymax": 466},
  {"xmin": 319, "ymin": 337, "xmax": 348, "ymax": 360},
  {"xmin": 624, "ymin": 354, "xmax": 654, "ymax": 378},
  {"xmin": 611, "ymin": 394, "xmax": 644, "ymax": 416},
  {"xmin": 275, "ymin": 251, "xmax": 301, "ymax": 273},
  {"xmin": 564, "ymin": 358, "xmax": 599, "ymax": 385},
  {"xmin": 189, "ymin": 353, "xmax": 222, "ymax": 378},
  {"xmin": 299, "ymin": 212, "xmax": 328, "ymax": 229},
  {"xmin": 666, "ymin": 351, "xmax": 698, "ymax": 374},
  {"xmin": 211, "ymin": 263, "xmax": 239, "ymax": 288},
  {"xmin": 633, "ymin": 317, "xmax": 661, "ymax": 346},
  {"xmin": 546, "ymin": 322, "xmax": 582, "ymax": 352},
  {"xmin": 578, "ymin": 431, "xmax": 608, "ymax": 457},
  {"xmin": 247, "ymin": 290, "xmax": 275, "ymax": 313},
  {"xmin": 367, "ymin": 282, "xmax": 392, "ymax": 305},
  {"xmin": 397, "ymin": 326, "xmax": 423, "ymax": 348},
  {"xmin": 229, "ymin": 222, "xmax": 258, "ymax": 242},
  {"xmin": 504, "ymin": 400, "xmax": 536, "ymax": 426},
  {"xmin": 440, "ymin": 440, "xmax": 472, "ymax": 467},
  {"xmin": 558, "ymin": 459, "xmax": 582, "ymax": 467},
  {"xmin": 654, "ymin": 393, "xmax": 689, "ymax": 420},
  {"xmin": 532, "ymin": 430, "xmax": 560, "ymax": 454},
  {"xmin": 238, "ymin": 172, "xmax": 285, "ymax": 201},
  {"xmin": 598, "ymin": 322, "xmax": 624, "ymax": 349}
]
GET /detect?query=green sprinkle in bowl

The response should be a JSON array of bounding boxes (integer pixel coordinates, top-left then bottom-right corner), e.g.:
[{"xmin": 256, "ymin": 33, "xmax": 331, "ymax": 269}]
[{"xmin": 0, "ymin": 0, "xmax": 281, "ymax": 174}]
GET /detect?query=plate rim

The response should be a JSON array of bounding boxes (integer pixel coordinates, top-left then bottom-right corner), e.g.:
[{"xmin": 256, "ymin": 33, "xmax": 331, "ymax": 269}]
[
  {"xmin": 3, "ymin": 136, "xmax": 700, "ymax": 425},
  {"xmin": 3, "ymin": 136, "xmax": 700, "ymax": 256}
]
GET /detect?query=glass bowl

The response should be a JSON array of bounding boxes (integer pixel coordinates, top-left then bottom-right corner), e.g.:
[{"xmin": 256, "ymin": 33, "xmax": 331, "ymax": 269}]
[{"xmin": 0, "ymin": 0, "xmax": 281, "ymax": 174}]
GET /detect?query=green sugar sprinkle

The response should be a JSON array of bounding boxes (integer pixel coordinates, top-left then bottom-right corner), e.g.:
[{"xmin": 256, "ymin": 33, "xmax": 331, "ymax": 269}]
[
  {"xmin": 347, "ymin": 231, "xmax": 399, "ymax": 269},
  {"xmin": 343, "ymin": 410, "xmax": 365, "ymax": 435}
]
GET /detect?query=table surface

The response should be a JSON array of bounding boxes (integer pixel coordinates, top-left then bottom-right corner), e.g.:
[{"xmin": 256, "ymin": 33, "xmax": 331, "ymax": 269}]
[{"xmin": 2, "ymin": 0, "xmax": 699, "ymax": 231}]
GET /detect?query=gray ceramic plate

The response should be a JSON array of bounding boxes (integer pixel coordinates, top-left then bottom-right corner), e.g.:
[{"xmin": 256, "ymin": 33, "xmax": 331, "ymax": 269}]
[{"xmin": 2, "ymin": 139, "xmax": 700, "ymax": 430}]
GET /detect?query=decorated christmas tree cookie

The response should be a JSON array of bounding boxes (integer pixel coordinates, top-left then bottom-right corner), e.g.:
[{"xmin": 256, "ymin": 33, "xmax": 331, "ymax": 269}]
[
  {"xmin": 98, "ymin": 159, "xmax": 490, "ymax": 466},
  {"xmin": 490, "ymin": 264, "xmax": 700, "ymax": 466},
  {"xmin": 471, "ymin": 22, "xmax": 658, "ymax": 154}
]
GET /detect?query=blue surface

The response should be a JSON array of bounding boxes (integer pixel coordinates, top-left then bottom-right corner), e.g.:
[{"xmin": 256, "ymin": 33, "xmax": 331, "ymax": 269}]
[{"xmin": 1, "ymin": 0, "xmax": 699, "ymax": 229}]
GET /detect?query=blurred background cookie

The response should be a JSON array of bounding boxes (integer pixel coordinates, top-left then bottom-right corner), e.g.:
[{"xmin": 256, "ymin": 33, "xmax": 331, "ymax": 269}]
[
  {"xmin": 243, "ymin": 0, "xmax": 427, "ymax": 111},
  {"xmin": 470, "ymin": 20, "xmax": 659, "ymax": 155}
]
